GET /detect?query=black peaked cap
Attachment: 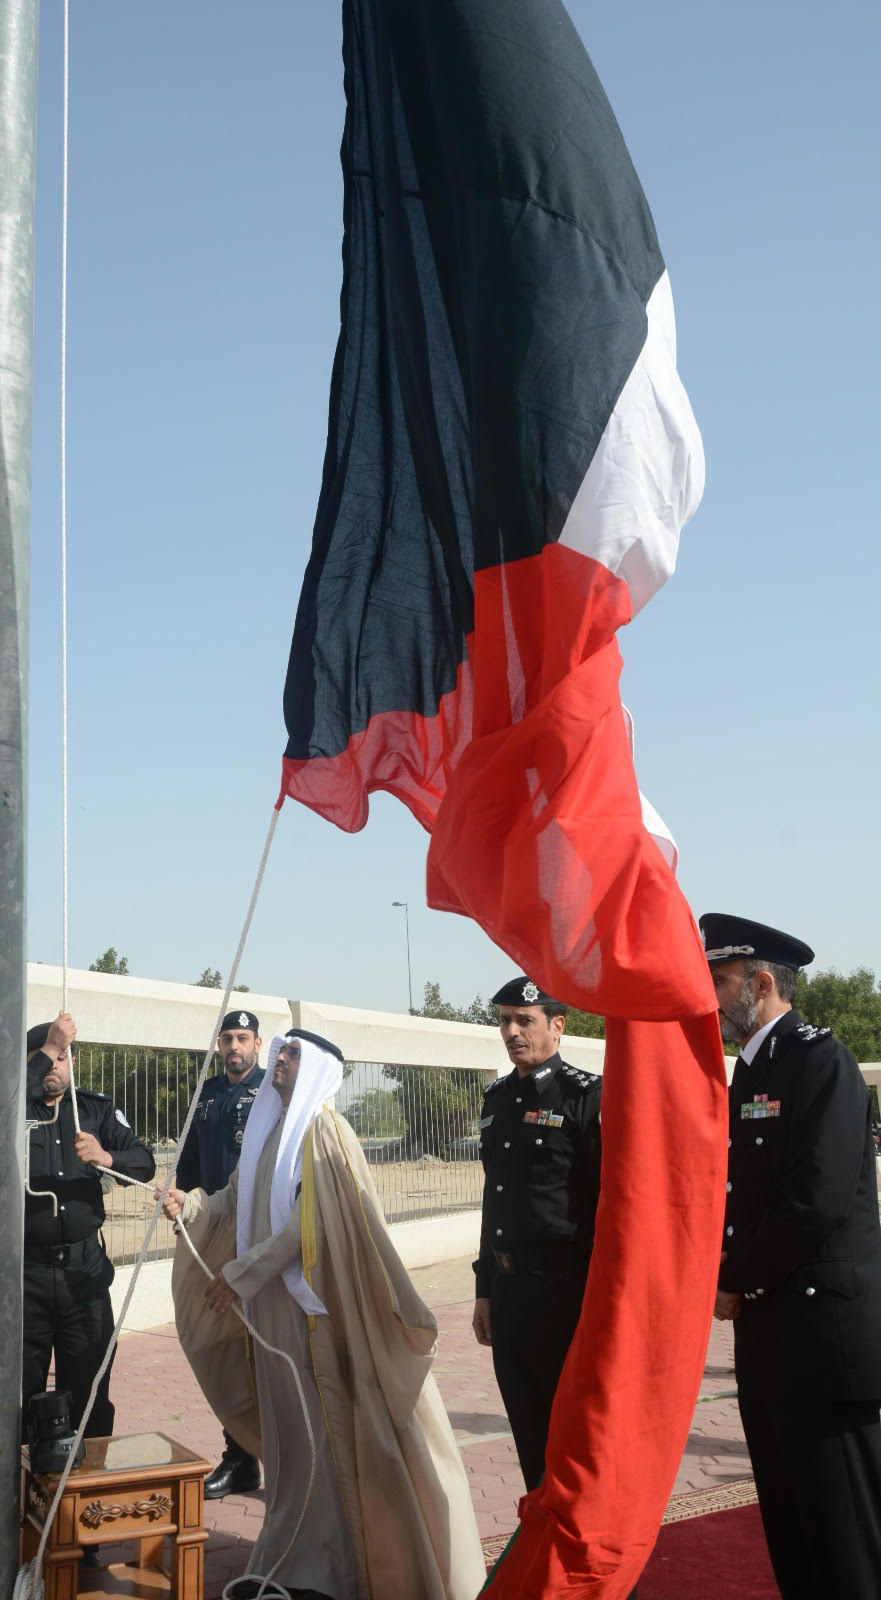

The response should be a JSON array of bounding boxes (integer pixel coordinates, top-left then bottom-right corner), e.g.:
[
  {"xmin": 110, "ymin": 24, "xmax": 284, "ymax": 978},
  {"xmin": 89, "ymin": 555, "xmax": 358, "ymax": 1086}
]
[
  {"xmin": 699, "ymin": 913, "xmax": 814, "ymax": 971},
  {"xmin": 491, "ymin": 977, "xmax": 566, "ymax": 1010},
  {"xmin": 221, "ymin": 1009, "xmax": 260, "ymax": 1034}
]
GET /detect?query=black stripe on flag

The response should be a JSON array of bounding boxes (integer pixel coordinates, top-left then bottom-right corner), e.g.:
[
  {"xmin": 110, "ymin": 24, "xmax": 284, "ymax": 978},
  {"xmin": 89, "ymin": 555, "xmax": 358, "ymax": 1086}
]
[{"xmin": 285, "ymin": 0, "xmax": 665, "ymax": 763}]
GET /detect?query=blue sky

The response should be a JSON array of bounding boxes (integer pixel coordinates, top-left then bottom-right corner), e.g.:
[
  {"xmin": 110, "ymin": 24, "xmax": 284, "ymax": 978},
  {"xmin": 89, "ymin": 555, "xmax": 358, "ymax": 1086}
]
[{"xmin": 27, "ymin": 1, "xmax": 881, "ymax": 1014}]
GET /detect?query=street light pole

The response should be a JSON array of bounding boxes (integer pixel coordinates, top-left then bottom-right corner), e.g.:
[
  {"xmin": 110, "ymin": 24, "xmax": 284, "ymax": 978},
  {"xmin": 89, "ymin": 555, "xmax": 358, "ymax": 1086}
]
[{"xmin": 391, "ymin": 901, "xmax": 413, "ymax": 1012}]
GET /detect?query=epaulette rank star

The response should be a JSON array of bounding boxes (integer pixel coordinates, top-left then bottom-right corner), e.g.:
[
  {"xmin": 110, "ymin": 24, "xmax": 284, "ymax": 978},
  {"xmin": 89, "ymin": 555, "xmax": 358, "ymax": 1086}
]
[
  {"xmin": 561, "ymin": 1066, "xmax": 599, "ymax": 1088},
  {"xmin": 794, "ymin": 1024, "xmax": 832, "ymax": 1043}
]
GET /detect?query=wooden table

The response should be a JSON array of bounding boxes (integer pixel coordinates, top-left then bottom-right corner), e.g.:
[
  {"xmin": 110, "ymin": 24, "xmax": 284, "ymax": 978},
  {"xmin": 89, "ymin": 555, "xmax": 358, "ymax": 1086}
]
[{"xmin": 21, "ymin": 1432, "xmax": 211, "ymax": 1600}]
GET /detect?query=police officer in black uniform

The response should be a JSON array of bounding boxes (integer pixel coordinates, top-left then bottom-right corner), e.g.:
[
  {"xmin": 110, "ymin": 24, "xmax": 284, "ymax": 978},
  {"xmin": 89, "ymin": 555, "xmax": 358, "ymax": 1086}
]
[
  {"xmin": 176, "ymin": 1008, "xmax": 264, "ymax": 1498},
  {"xmin": 702, "ymin": 913, "xmax": 881, "ymax": 1600},
  {"xmin": 473, "ymin": 977, "xmax": 602, "ymax": 1492},
  {"xmin": 24, "ymin": 1012, "xmax": 156, "ymax": 1438}
]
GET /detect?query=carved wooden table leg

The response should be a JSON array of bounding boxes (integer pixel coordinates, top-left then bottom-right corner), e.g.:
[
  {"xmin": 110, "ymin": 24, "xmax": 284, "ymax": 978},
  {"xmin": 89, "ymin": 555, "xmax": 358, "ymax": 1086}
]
[{"xmin": 169, "ymin": 1470, "xmax": 207, "ymax": 1600}]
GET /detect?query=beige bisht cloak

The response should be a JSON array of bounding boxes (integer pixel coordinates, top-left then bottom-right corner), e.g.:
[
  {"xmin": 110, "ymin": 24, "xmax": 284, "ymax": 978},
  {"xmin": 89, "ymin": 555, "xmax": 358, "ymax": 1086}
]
[{"xmin": 172, "ymin": 1106, "xmax": 486, "ymax": 1600}]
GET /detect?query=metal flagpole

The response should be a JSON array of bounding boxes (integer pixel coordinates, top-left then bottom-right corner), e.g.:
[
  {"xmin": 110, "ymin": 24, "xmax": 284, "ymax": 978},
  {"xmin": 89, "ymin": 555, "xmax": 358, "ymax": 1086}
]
[{"xmin": 0, "ymin": 2, "xmax": 40, "ymax": 1593}]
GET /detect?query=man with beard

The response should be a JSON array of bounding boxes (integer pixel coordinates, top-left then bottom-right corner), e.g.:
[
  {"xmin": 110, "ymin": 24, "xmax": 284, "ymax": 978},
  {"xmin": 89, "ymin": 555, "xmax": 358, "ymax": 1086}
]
[
  {"xmin": 164, "ymin": 1028, "xmax": 486, "ymax": 1599},
  {"xmin": 23, "ymin": 1012, "xmax": 155, "ymax": 1438},
  {"xmin": 176, "ymin": 1008, "xmax": 264, "ymax": 1498},
  {"xmin": 701, "ymin": 913, "xmax": 881, "ymax": 1600}
]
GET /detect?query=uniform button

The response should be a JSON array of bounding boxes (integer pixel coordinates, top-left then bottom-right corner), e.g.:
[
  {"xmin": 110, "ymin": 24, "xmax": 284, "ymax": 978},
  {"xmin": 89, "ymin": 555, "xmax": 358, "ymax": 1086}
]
[
  {"xmin": 805, "ymin": 1286, "xmax": 816, "ymax": 1296},
  {"xmin": 56, "ymin": 1139, "xmax": 61, "ymax": 1145},
  {"xmin": 725, "ymin": 1181, "xmax": 732, "ymax": 1193},
  {"xmin": 726, "ymin": 1225, "xmax": 734, "ymax": 1236},
  {"xmin": 755, "ymin": 1137, "xmax": 763, "ymax": 1146},
  {"xmin": 496, "ymin": 1185, "xmax": 503, "ymax": 1192},
  {"xmin": 535, "ymin": 1138, "xmax": 543, "ymax": 1146},
  {"xmin": 504, "ymin": 1141, "xmax": 511, "ymax": 1149},
  {"xmin": 58, "ymin": 1170, "xmax": 64, "ymax": 1176},
  {"xmin": 756, "ymin": 1288, "xmax": 764, "ymax": 1296},
  {"xmin": 515, "ymin": 1097, "xmax": 522, "ymax": 1104},
  {"xmin": 496, "ymin": 1229, "xmax": 503, "ymax": 1237},
  {"xmin": 59, "ymin": 1205, "xmax": 65, "ymax": 1211}
]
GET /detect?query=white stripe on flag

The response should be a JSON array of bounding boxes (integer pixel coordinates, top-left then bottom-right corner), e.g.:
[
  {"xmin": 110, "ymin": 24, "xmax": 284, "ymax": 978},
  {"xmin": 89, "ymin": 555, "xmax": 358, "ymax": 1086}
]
[
  {"xmin": 558, "ymin": 271, "xmax": 705, "ymax": 617},
  {"xmin": 622, "ymin": 705, "xmax": 679, "ymax": 873}
]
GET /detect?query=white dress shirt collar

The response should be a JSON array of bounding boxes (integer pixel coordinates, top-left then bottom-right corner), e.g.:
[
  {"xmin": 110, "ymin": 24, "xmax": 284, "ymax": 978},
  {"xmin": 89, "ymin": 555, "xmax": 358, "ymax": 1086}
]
[{"xmin": 739, "ymin": 1011, "xmax": 789, "ymax": 1066}]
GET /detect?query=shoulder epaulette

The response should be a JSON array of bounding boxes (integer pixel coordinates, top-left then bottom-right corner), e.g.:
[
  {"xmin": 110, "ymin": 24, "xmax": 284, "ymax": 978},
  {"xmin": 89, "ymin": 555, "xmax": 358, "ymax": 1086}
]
[
  {"xmin": 75, "ymin": 1085, "xmax": 110, "ymax": 1101},
  {"xmin": 560, "ymin": 1064, "xmax": 601, "ymax": 1090},
  {"xmin": 484, "ymin": 1074, "xmax": 507, "ymax": 1095},
  {"xmin": 794, "ymin": 1024, "xmax": 832, "ymax": 1044}
]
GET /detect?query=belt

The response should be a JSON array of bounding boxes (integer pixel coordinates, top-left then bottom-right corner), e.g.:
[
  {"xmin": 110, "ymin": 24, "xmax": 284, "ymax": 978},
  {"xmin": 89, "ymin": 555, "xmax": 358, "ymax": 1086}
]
[
  {"xmin": 23, "ymin": 1236, "xmax": 98, "ymax": 1268},
  {"xmin": 492, "ymin": 1240, "xmax": 589, "ymax": 1277}
]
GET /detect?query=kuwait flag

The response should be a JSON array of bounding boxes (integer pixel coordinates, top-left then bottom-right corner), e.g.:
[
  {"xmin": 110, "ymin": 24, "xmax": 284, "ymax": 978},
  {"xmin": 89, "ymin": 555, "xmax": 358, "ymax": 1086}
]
[{"xmin": 280, "ymin": 2, "xmax": 728, "ymax": 1595}]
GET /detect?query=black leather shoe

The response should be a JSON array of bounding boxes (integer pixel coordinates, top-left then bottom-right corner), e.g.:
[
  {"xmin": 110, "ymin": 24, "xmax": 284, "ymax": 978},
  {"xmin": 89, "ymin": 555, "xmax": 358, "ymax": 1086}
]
[{"xmin": 203, "ymin": 1450, "xmax": 261, "ymax": 1499}]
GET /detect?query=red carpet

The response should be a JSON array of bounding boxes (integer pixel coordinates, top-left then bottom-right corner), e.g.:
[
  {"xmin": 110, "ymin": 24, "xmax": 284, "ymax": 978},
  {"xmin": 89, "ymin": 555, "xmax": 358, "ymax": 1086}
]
[{"xmin": 483, "ymin": 1479, "xmax": 780, "ymax": 1598}]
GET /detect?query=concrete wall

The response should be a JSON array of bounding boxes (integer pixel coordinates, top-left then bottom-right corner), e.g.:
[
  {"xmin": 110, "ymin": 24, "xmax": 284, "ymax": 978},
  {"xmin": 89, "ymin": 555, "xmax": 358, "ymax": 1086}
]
[
  {"xmin": 27, "ymin": 964, "xmax": 607, "ymax": 1075},
  {"xmin": 26, "ymin": 966, "xmax": 292, "ymax": 1052}
]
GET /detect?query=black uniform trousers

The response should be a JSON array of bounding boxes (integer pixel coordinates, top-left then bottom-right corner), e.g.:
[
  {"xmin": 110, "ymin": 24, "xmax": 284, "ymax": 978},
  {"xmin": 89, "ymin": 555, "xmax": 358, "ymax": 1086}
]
[
  {"xmin": 490, "ymin": 1258, "xmax": 637, "ymax": 1598},
  {"xmin": 22, "ymin": 1237, "xmax": 116, "ymax": 1438},
  {"xmin": 491, "ymin": 1259, "xmax": 588, "ymax": 1493},
  {"xmin": 739, "ymin": 1393, "xmax": 881, "ymax": 1600}
]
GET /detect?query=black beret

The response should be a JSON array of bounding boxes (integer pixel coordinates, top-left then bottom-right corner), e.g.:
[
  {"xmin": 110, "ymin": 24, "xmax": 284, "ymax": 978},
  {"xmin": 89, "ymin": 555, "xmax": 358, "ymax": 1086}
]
[
  {"xmin": 26, "ymin": 1022, "xmax": 51, "ymax": 1054},
  {"xmin": 490, "ymin": 977, "xmax": 567, "ymax": 1012},
  {"xmin": 284, "ymin": 1027, "xmax": 345, "ymax": 1064},
  {"xmin": 220, "ymin": 1010, "xmax": 260, "ymax": 1034},
  {"xmin": 699, "ymin": 913, "xmax": 814, "ymax": 972}
]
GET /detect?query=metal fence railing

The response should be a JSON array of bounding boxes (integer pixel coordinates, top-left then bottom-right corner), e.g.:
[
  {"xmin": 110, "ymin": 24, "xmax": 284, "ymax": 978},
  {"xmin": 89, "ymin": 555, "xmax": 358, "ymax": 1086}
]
[
  {"xmin": 337, "ymin": 1060, "xmax": 492, "ymax": 1225},
  {"xmin": 58, "ymin": 1046, "xmax": 492, "ymax": 1264}
]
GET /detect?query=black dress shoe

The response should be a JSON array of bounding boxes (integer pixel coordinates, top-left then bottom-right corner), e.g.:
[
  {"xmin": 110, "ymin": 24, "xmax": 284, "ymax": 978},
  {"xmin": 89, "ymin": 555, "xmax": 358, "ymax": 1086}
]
[{"xmin": 204, "ymin": 1450, "xmax": 261, "ymax": 1500}]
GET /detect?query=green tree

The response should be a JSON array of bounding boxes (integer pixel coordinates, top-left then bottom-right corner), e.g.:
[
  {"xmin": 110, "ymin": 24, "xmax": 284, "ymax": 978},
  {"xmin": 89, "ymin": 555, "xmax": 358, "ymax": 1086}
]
[
  {"xmin": 563, "ymin": 1007, "xmax": 605, "ymax": 1039},
  {"xmin": 381, "ymin": 1062, "xmax": 489, "ymax": 1158},
  {"xmin": 346, "ymin": 1085, "xmax": 406, "ymax": 1141},
  {"xmin": 89, "ymin": 947, "xmax": 129, "ymax": 975},
  {"xmin": 412, "ymin": 980, "xmax": 496, "ymax": 1025},
  {"xmin": 73, "ymin": 1042, "xmax": 204, "ymax": 1147},
  {"xmin": 194, "ymin": 968, "xmax": 249, "ymax": 992},
  {"xmin": 413, "ymin": 978, "xmax": 604, "ymax": 1038},
  {"xmin": 795, "ymin": 967, "xmax": 881, "ymax": 1062}
]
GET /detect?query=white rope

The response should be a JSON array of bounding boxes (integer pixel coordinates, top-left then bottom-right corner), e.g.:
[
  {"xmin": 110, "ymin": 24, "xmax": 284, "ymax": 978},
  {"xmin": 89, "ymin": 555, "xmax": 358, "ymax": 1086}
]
[
  {"xmin": 60, "ymin": 0, "xmax": 70, "ymax": 1016},
  {"xmin": 172, "ymin": 1217, "xmax": 317, "ymax": 1599},
  {"xmin": 17, "ymin": 807, "xmax": 282, "ymax": 1600},
  {"xmin": 15, "ymin": 9, "xmax": 302, "ymax": 1598}
]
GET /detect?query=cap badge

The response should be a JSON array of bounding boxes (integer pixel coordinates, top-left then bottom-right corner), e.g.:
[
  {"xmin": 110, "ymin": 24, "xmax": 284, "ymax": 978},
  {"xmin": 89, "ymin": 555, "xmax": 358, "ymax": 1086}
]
[
  {"xmin": 238, "ymin": 1012, "xmax": 249, "ymax": 1028},
  {"xmin": 522, "ymin": 981, "xmax": 539, "ymax": 1003}
]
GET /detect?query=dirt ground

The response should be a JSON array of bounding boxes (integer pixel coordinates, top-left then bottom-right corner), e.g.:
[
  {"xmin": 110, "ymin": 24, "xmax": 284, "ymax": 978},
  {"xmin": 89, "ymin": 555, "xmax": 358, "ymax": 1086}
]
[{"xmin": 102, "ymin": 1153, "xmax": 482, "ymax": 1264}]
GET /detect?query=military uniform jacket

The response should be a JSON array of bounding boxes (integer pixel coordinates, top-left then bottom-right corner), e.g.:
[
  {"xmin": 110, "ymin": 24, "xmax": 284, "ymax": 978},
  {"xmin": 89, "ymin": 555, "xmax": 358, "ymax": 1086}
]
[
  {"xmin": 475, "ymin": 1054, "xmax": 602, "ymax": 1297},
  {"xmin": 175, "ymin": 1064, "xmax": 265, "ymax": 1195},
  {"xmin": 719, "ymin": 1009, "xmax": 881, "ymax": 1401},
  {"xmin": 25, "ymin": 1052, "xmax": 156, "ymax": 1247}
]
